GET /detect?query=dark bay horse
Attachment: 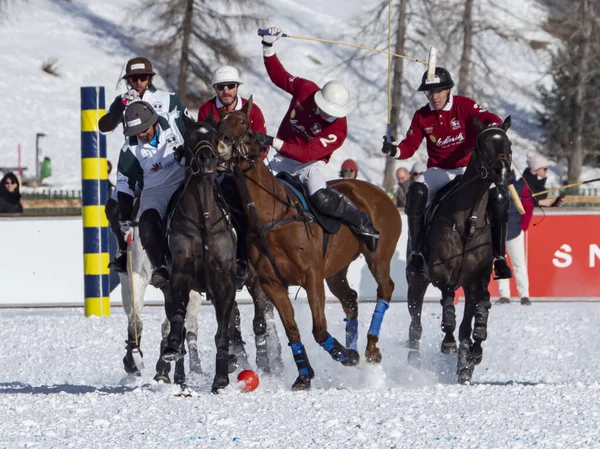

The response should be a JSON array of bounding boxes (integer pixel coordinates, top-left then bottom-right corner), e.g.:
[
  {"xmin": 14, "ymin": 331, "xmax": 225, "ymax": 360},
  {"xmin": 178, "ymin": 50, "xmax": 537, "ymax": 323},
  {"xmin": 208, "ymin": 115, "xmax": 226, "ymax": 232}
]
[
  {"xmin": 406, "ymin": 116, "xmax": 513, "ymax": 384},
  {"xmin": 215, "ymin": 98, "xmax": 402, "ymax": 390},
  {"xmin": 160, "ymin": 119, "xmax": 280, "ymax": 393}
]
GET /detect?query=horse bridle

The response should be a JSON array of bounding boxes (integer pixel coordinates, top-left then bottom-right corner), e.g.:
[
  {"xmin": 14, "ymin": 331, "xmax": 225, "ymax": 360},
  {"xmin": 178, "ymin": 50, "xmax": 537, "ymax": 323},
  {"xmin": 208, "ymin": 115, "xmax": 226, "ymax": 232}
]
[{"xmin": 472, "ymin": 126, "xmax": 511, "ymax": 180}]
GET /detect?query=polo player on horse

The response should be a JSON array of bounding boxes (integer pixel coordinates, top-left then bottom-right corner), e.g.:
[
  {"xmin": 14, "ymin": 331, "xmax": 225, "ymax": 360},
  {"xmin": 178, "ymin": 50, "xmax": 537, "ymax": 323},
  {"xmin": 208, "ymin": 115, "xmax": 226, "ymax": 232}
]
[
  {"xmin": 382, "ymin": 67, "xmax": 513, "ymax": 281},
  {"xmin": 253, "ymin": 26, "xmax": 380, "ymax": 251}
]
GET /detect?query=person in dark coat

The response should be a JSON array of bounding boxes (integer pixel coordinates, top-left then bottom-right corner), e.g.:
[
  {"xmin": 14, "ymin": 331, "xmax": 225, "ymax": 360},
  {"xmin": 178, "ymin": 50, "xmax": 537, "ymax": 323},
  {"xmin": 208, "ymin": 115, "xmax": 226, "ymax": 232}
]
[{"xmin": 0, "ymin": 172, "xmax": 23, "ymax": 213}]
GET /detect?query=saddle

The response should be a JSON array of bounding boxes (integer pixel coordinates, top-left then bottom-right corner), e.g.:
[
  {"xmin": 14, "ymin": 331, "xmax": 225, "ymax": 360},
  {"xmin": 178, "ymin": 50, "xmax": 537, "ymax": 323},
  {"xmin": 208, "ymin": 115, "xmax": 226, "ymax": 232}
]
[
  {"xmin": 275, "ymin": 172, "xmax": 341, "ymax": 235},
  {"xmin": 424, "ymin": 175, "xmax": 463, "ymax": 229}
]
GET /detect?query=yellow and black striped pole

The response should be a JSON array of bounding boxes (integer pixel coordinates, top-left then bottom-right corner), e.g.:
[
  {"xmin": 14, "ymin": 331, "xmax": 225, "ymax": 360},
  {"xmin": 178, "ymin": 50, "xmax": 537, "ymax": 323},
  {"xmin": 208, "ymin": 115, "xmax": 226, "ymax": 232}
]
[{"xmin": 81, "ymin": 87, "xmax": 110, "ymax": 317}]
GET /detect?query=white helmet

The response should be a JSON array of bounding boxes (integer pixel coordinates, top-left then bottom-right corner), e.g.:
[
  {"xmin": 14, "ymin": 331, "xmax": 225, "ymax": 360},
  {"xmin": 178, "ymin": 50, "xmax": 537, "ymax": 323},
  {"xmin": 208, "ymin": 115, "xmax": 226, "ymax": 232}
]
[
  {"xmin": 212, "ymin": 65, "xmax": 243, "ymax": 86},
  {"xmin": 314, "ymin": 80, "xmax": 350, "ymax": 118}
]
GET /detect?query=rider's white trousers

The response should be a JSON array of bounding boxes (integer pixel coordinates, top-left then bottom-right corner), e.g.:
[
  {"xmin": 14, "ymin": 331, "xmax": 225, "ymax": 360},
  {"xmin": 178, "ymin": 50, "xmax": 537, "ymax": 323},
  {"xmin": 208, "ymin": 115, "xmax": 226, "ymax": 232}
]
[
  {"xmin": 416, "ymin": 167, "xmax": 467, "ymax": 207},
  {"xmin": 267, "ymin": 154, "xmax": 328, "ymax": 195}
]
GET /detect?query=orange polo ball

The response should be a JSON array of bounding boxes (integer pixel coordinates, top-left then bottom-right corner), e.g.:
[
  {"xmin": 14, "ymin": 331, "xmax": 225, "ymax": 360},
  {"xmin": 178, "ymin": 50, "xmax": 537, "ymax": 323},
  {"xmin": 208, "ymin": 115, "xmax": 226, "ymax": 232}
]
[{"xmin": 237, "ymin": 369, "xmax": 259, "ymax": 392}]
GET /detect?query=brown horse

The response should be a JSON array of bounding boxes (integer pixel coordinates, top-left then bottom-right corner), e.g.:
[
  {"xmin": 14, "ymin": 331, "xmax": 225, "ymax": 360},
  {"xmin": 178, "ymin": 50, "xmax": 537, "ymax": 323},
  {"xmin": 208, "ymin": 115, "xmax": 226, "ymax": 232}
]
[{"xmin": 215, "ymin": 98, "xmax": 401, "ymax": 390}]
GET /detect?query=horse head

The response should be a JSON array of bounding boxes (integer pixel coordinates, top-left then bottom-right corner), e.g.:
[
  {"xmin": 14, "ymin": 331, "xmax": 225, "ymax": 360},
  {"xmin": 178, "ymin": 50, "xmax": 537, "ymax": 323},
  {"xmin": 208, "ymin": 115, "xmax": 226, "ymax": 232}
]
[
  {"xmin": 471, "ymin": 115, "xmax": 512, "ymax": 186},
  {"xmin": 183, "ymin": 118, "xmax": 220, "ymax": 176},
  {"xmin": 217, "ymin": 96, "xmax": 261, "ymax": 165}
]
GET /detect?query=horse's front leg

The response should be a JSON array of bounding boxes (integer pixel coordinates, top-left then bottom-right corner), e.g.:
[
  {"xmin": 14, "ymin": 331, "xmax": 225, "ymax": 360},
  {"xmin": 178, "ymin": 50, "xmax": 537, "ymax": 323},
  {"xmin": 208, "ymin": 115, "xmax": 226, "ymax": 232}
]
[
  {"xmin": 121, "ymin": 268, "xmax": 147, "ymax": 375},
  {"xmin": 406, "ymin": 272, "xmax": 429, "ymax": 368},
  {"xmin": 307, "ymin": 272, "xmax": 360, "ymax": 368},
  {"xmin": 326, "ymin": 266, "xmax": 359, "ymax": 354},
  {"xmin": 210, "ymin": 264, "xmax": 236, "ymax": 394},
  {"xmin": 227, "ymin": 301, "xmax": 250, "ymax": 371},
  {"xmin": 440, "ymin": 286, "xmax": 457, "ymax": 355},
  {"xmin": 185, "ymin": 291, "xmax": 203, "ymax": 374},
  {"xmin": 161, "ymin": 274, "xmax": 190, "ymax": 362},
  {"xmin": 246, "ymin": 264, "xmax": 283, "ymax": 375},
  {"xmin": 261, "ymin": 279, "xmax": 314, "ymax": 390}
]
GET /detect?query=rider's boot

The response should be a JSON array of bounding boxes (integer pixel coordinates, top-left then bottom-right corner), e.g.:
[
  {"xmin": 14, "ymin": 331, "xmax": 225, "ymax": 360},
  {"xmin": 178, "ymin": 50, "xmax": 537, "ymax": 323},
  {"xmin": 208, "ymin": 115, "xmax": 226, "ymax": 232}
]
[
  {"xmin": 106, "ymin": 198, "xmax": 127, "ymax": 272},
  {"xmin": 310, "ymin": 188, "xmax": 379, "ymax": 252},
  {"xmin": 139, "ymin": 209, "xmax": 170, "ymax": 288},
  {"xmin": 488, "ymin": 187, "xmax": 513, "ymax": 280},
  {"xmin": 405, "ymin": 182, "xmax": 428, "ymax": 276}
]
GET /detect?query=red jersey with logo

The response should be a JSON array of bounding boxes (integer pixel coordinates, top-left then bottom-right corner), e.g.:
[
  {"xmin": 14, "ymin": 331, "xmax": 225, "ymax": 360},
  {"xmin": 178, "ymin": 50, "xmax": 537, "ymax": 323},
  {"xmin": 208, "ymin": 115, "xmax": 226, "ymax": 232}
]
[
  {"xmin": 197, "ymin": 97, "xmax": 267, "ymax": 134},
  {"xmin": 264, "ymin": 54, "xmax": 348, "ymax": 163},
  {"xmin": 395, "ymin": 95, "xmax": 502, "ymax": 169}
]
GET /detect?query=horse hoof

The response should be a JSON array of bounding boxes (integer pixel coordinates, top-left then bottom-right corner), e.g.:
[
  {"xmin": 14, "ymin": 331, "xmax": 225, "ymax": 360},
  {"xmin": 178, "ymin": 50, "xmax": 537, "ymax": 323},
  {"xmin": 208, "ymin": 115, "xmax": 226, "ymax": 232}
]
[
  {"xmin": 342, "ymin": 349, "xmax": 360, "ymax": 366},
  {"xmin": 407, "ymin": 350, "xmax": 421, "ymax": 369},
  {"xmin": 211, "ymin": 376, "xmax": 229, "ymax": 394},
  {"xmin": 468, "ymin": 348, "xmax": 483, "ymax": 365},
  {"xmin": 441, "ymin": 341, "xmax": 457, "ymax": 355},
  {"xmin": 154, "ymin": 373, "xmax": 171, "ymax": 384},
  {"xmin": 291, "ymin": 375, "xmax": 311, "ymax": 391},
  {"xmin": 365, "ymin": 349, "xmax": 382, "ymax": 364},
  {"xmin": 458, "ymin": 368, "xmax": 473, "ymax": 385}
]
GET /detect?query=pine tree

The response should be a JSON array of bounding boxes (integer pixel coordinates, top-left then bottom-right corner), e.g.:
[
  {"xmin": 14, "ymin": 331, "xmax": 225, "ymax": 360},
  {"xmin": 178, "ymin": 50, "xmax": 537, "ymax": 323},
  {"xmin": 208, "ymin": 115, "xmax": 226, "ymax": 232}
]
[{"xmin": 132, "ymin": 0, "xmax": 262, "ymax": 107}]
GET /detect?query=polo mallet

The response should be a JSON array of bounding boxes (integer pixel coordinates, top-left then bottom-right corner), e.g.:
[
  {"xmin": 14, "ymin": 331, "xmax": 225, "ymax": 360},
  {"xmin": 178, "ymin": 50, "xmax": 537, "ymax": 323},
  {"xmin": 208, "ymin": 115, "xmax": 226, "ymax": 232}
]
[
  {"xmin": 508, "ymin": 184, "xmax": 525, "ymax": 215},
  {"xmin": 126, "ymin": 230, "xmax": 145, "ymax": 371},
  {"xmin": 257, "ymin": 29, "xmax": 432, "ymax": 65},
  {"xmin": 530, "ymin": 177, "xmax": 600, "ymax": 198},
  {"xmin": 257, "ymin": 28, "xmax": 436, "ymax": 145}
]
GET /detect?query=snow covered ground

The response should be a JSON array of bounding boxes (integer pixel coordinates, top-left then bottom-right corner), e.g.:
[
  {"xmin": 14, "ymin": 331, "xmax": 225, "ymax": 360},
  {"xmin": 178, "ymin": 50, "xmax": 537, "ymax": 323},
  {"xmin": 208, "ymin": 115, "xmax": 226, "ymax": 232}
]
[{"xmin": 2, "ymin": 302, "xmax": 600, "ymax": 448}]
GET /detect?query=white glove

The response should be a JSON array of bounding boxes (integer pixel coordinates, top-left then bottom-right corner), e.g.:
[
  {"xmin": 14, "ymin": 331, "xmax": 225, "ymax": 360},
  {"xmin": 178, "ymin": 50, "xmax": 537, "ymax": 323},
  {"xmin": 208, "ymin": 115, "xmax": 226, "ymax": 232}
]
[
  {"xmin": 123, "ymin": 89, "xmax": 141, "ymax": 106},
  {"xmin": 119, "ymin": 220, "xmax": 134, "ymax": 239},
  {"xmin": 262, "ymin": 27, "xmax": 283, "ymax": 46}
]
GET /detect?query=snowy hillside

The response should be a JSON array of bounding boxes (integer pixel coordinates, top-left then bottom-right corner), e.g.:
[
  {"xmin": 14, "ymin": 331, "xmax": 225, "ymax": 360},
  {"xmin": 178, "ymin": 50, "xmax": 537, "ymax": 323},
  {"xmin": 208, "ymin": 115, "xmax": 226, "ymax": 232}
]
[{"xmin": 0, "ymin": 0, "xmax": 586, "ymax": 190}]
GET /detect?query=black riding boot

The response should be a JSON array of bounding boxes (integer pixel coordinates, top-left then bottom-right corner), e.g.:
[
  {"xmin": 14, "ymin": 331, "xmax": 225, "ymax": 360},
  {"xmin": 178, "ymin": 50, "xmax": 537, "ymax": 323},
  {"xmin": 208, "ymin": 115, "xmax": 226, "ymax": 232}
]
[
  {"xmin": 310, "ymin": 188, "xmax": 379, "ymax": 252},
  {"xmin": 106, "ymin": 198, "xmax": 127, "ymax": 272},
  {"xmin": 139, "ymin": 209, "xmax": 170, "ymax": 288},
  {"xmin": 405, "ymin": 182, "xmax": 428, "ymax": 276},
  {"xmin": 220, "ymin": 173, "xmax": 248, "ymax": 290},
  {"xmin": 488, "ymin": 187, "xmax": 513, "ymax": 280}
]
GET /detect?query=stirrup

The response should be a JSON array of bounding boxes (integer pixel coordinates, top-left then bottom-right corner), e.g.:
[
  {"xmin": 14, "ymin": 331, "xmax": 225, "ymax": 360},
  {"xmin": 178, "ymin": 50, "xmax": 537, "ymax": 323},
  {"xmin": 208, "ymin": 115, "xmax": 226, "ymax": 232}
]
[
  {"xmin": 492, "ymin": 256, "xmax": 513, "ymax": 280},
  {"xmin": 406, "ymin": 252, "xmax": 425, "ymax": 276},
  {"xmin": 108, "ymin": 251, "xmax": 127, "ymax": 273},
  {"xmin": 150, "ymin": 265, "xmax": 170, "ymax": 288}
]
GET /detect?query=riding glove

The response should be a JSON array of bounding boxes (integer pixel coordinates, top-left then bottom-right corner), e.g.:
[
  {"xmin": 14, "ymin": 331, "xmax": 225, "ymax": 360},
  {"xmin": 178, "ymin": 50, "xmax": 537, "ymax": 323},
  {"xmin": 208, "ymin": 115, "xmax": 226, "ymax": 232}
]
[
  {"xmin": 122, "ymin": 89, "xmax": 141, "ymax": 106},
  {"xmin": 119, "ymin": 220, "xmax": 134, "ymax": 238},
  {"xmin": 253, "ymin": 132, "xmax": 274, "ymax": 147},
  {"xmin": 173, "ymin": 145, "xmax": 184, "ymax": 163},
  {"xmin": 261, "ymin": 27, "xmax": 283, "ymax": 47},
  {"xmin": 381, "ymin": 136, "xmax": 399, "ymax": 158}
]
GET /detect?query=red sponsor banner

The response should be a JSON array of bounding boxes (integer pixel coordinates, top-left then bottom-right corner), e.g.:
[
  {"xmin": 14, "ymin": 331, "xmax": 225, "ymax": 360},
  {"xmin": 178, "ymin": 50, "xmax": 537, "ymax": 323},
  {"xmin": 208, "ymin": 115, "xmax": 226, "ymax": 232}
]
[
  {"xmin": 526, "ymin": 213, "xmax": 600, "ymax": 297},
  {"xmin": 457, "ymin": 213, "xmax": 600, "ymax": 299}
]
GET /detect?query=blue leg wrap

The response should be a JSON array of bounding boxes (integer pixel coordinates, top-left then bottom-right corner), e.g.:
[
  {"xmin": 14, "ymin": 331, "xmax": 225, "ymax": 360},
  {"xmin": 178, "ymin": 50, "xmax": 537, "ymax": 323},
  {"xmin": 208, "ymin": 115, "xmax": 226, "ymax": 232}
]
[
  {"xmin": 367, "ymin": 299, "xmax": 389, "ymax": 338},
  {"xmin": 320, "ymin": 333, "xmax": 345, "ymax": 362},
  {"xmin": 344, "ymin": 318, "xmax": 359, "ymax": 351},
  {"xmin": 289, "ymin": 342, "xmax": 310, "ymax": 376}
]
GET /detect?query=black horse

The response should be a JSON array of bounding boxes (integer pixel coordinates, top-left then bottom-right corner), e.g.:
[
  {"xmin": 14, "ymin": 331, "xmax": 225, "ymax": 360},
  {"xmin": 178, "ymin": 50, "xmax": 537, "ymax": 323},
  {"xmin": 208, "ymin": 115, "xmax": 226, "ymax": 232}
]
[
  {"xmin": 406, "ymin": 116, "xmax": 512, "ymax": 384},
  {"xmin": 159, "ymin": 120, "xmax": 241, "ymax": 393}
]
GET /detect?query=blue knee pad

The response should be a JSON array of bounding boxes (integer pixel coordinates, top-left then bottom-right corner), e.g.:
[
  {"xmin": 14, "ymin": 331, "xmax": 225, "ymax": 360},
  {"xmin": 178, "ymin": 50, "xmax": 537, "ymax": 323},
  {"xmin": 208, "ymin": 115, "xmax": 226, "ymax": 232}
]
[
  {"xmin": 344, "ymin": 318, "xmax": 358, "ymax": 351},
  {"xmin": 368, "ymin": 299, "xmax": 389, "ymax": 338}
]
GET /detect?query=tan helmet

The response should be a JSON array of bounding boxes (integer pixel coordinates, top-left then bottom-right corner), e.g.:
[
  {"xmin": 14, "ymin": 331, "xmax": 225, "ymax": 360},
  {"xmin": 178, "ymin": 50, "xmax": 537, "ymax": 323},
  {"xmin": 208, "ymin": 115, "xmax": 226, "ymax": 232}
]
[
  {"xmin": 314, "ymin": 80, "xmax": 350, "ymax": 118},
  {"xmin": 122, "ymin": 57, "xmax": 156, "ymax": 79}
]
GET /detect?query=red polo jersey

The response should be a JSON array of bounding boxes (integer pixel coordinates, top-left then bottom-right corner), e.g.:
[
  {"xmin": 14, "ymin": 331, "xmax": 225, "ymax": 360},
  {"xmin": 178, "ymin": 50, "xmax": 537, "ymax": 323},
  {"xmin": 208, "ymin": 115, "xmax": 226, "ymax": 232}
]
[
  {"xmin": 395, "ymin": 95, "xmax": 502, "ymax": 169},
  {"xmin": 264, "ymin": 54, "xmax": 348, "ymax": 163}
]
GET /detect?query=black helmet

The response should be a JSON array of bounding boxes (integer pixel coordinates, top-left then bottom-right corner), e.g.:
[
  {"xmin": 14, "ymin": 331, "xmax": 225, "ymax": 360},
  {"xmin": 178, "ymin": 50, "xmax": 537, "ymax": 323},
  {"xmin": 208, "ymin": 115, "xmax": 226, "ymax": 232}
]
[
  {"xmin": 417, "ymin": 67, "xmax": 455, "ymax": 91},
  {"xmin": 123, "ymin": 101, "xmax": 158, "ymax": 136}
]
